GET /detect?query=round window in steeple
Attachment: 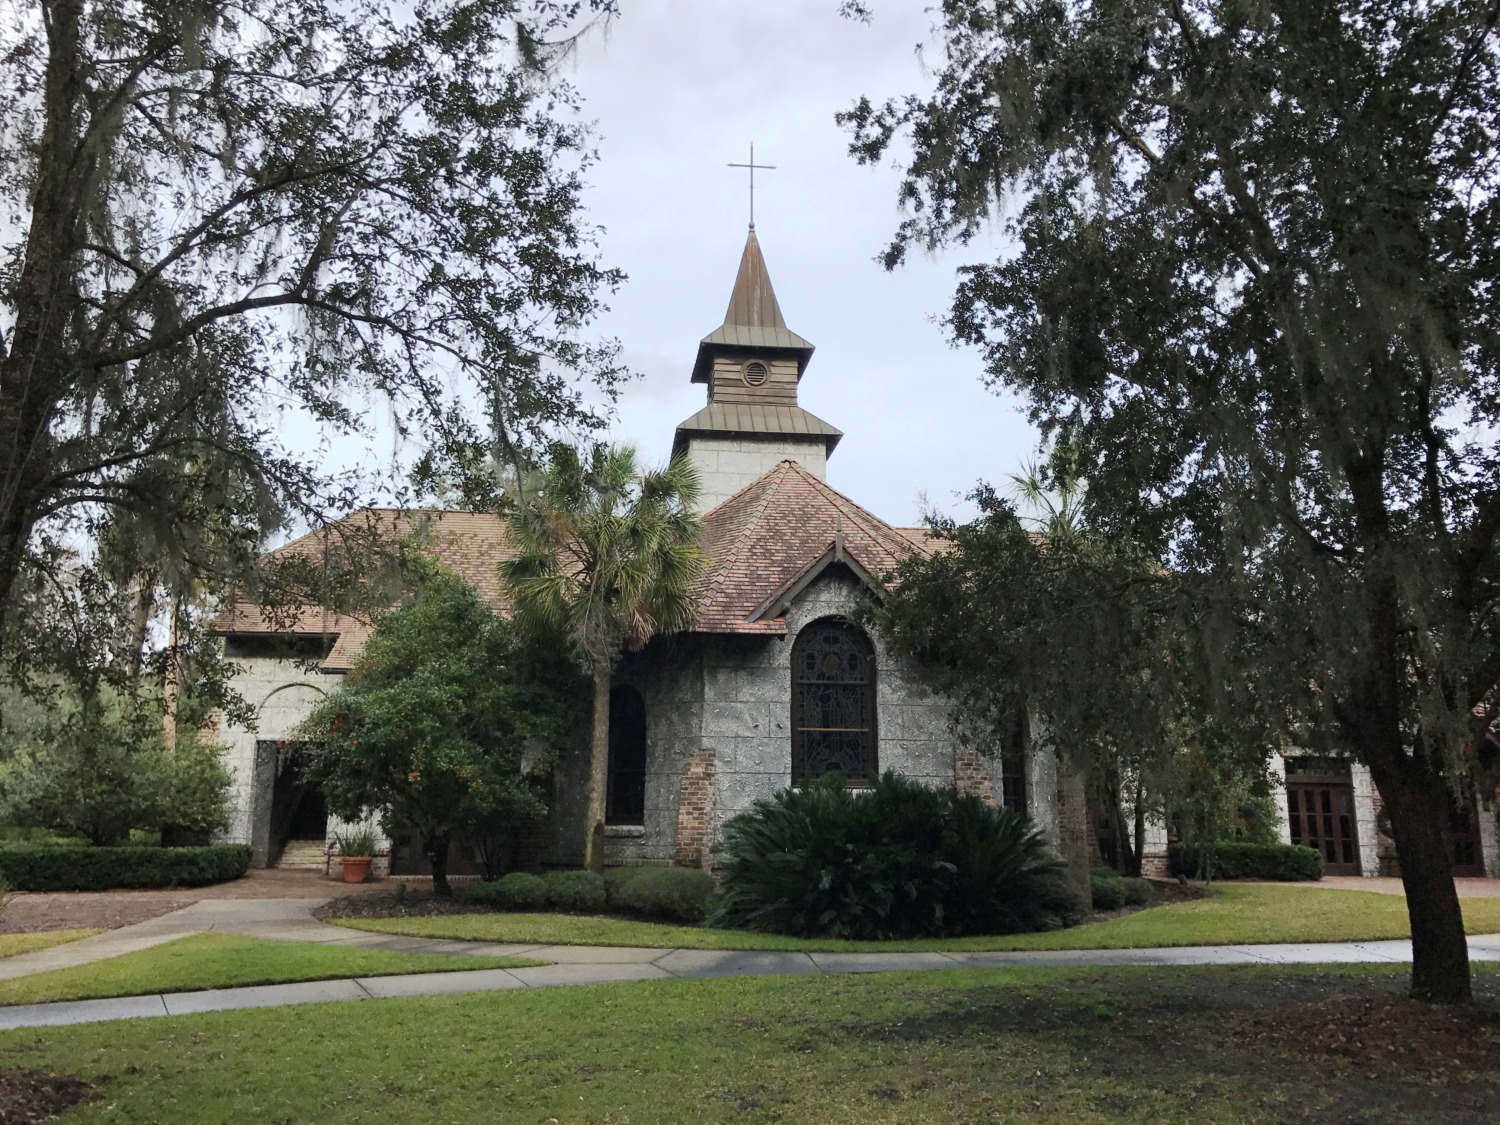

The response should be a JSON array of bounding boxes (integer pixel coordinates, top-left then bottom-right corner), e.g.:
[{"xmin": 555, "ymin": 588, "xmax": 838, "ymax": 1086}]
[{"xmin": 742, "ymin": 361, "xmax": 769, "ymax": 387}]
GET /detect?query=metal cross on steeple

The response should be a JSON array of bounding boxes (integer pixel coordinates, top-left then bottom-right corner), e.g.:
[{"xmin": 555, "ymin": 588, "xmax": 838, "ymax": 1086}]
[{"xmin": 728, "ymin": 143, "xmax": 776, "ymax": 230}]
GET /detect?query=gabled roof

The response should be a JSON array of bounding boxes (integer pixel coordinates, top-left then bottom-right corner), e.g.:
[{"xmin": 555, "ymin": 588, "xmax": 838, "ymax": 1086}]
[
  {"xmin": 689, "ymin": 460, "xmax": 931, "ymax": 635},
  {"xmin": 213, "ymin": 509, "xmax": 515, "ymax": 673},
  {"xmin": 692, "ymin": 228, "xmax": 814, "ymax": 383},
  {"xmin": 215, "ymin": 465, "xmax": 932, "ymax": 664},
  {"xmin": 670, "ymin": 402, "xmax": 843, "ymax": 459}
]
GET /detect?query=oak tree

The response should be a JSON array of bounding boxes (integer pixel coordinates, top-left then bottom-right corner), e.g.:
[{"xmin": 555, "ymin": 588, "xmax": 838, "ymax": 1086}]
[
  {"xmin": 846, "ymin": 0, "xmax": 1500, "ymax": 1001},
  {"xmin": 0, "ymin": 0, "xmax": 621, "ymax": 667}
]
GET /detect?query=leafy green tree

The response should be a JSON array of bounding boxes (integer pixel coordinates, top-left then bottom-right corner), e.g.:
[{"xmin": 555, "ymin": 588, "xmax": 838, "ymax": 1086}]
[
  {"xmin": 0, "ymin": 684, "xmax": 229, "ymax": 845},
  {"xmin": 844, "ymin": 0, "xmax": 1500, "ymax": 1001},
  {"xmin": 0, "ymin": 0, "xmax": 622, "ymax": 664},
  {"xmin": 502, "ymin": 444, "xmax": 704, "ymax": 871},
  {"xmin": 299, "ymin": 566, "xmax": 581, "ymax": 895}
]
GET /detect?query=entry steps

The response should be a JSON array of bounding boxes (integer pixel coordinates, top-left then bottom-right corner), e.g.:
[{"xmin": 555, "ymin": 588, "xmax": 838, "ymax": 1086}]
[{"xmin": 274, "ymin": 839, "xmax": 328, "ymax": 872}]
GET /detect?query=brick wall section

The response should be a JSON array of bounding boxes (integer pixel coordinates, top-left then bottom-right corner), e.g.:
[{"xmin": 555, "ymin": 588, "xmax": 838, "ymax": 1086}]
[
  {"xmin": 1139, "ymin": 852, "xmax": 1170, "ymax": 879},
  {"xmin": 675, "ymin": 751, "xmax": 717, "ymax": 868},
  {"xmin": 953, "ymin": 749, "xmax": 997, "ymax": 807}
]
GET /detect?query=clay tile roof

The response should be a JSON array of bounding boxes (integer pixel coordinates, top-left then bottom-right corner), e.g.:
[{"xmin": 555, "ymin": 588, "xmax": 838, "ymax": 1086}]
[
  {"xmin": 212, "ymin": 509, "xmax": 518, "ymax": 672},
  {"xmin": 690, "ymin": 460, "xmax": 931, "ymax": 635},
  {"xmin": 216, "ymin": 465, "xmax": 930, "ymax": 660}
]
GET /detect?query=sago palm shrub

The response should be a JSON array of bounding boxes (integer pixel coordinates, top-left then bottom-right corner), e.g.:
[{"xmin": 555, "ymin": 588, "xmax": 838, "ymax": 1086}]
[{"xmin": 708, "ymin": 772, "xmax": 1082, "ymax": 939}]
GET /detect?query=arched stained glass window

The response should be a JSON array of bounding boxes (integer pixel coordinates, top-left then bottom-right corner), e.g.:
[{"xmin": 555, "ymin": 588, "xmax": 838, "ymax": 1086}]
[{"xmin": 791, "ymin": 619, "xmax": 876, "ymax": 786}]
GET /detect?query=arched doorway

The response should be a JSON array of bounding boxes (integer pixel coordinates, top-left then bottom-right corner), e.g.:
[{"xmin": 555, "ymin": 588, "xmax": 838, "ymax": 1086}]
[
  {"xmin": 607, "ymin": 686, "xmax": 647, "ymax": 826},
  {"xmin": 255, "ymin": 683, "xmax": 328, "ymax": 868}
]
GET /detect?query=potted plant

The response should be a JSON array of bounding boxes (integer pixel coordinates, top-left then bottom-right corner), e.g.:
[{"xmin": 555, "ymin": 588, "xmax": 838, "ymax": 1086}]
[{"xmin": 333, "ymin": 827, "xmax": 378, "ymax": 884}]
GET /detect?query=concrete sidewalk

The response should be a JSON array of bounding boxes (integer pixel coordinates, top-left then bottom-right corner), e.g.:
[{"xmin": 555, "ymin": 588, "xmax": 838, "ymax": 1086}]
[{"xmin": 1, "ymin": 930, "xmax": 1497, "ymax": 1032}]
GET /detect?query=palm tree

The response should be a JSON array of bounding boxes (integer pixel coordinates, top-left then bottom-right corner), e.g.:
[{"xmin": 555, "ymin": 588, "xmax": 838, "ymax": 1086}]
[
  {"xmin": 1008, "ymin": 439, "xmax": 1086, "ymax": 541},
  {"xmin": 501, "ymin": 444, "xmax": 705, "ymax": 870}
]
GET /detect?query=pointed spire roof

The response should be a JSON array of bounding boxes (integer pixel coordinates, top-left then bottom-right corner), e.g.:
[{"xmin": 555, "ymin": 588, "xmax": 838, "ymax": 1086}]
[{"xmin": 692, "ymin": 228, "xmax": 814, "ymax": 384}]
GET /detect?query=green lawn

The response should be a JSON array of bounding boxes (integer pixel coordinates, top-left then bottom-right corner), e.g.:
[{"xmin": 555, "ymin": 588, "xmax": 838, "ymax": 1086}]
[
  {"xmin": 332, "ymin": 883, "xmax": 1500, "ymax": 952},
  {"xmin": 0, "ymin": 929, "xmax": 101, "ymax": 959},
  {"xmin": 1, "ymin": 963, "xmax": 1496, "ymax": 1123},
  {"xmin": 0, "ymin": 933, "xmax": 541, "ymax": 1007}
]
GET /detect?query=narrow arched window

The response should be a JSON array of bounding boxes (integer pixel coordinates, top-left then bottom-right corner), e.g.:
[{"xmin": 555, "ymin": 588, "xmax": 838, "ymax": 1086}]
[
  {"xmin": 607, "ymin": 686, "xmax": 647, "ymax": 825},
  {"xmin": 791, "ymin": 618, "xmax": 877, "ymax": 786}
]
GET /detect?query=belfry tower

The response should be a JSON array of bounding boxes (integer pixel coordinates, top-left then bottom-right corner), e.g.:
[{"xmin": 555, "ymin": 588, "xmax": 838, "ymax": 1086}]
[{"xmin": 671, "ymin": 229, "xmax": 842, "ymax": 512}]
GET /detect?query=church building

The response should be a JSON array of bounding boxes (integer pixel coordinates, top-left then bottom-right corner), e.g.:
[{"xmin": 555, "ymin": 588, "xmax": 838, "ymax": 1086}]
[{"xmin": 213, "ymin": 229, "xmax": 1059, "ymax": 875}]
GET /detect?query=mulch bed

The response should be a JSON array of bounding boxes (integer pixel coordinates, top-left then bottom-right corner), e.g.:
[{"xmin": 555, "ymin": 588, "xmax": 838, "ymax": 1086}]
[
  {"xmin": 318, "ymin": 876, "xmax": 1208, "ymax": 929},
  {"xmin": 0, "ymin": 1068, "xmax": 94, "ymax": 1124},
  {"xmin": 314, "ymin": 887, "xmax": 480, "ymax": 922},
  {"xmin": 1234, "ymin": 992, "xmax": 1500, "ymax": 1076}
]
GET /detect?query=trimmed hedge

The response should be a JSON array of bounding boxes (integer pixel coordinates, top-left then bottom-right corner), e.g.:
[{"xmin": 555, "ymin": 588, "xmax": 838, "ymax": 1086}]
[
  {"xmin": 1091, "ymin": 870, "xmax": 1157, "ymax": 910},
  {"xmin": 543, "ymin": 869, "xmax": 607, "ymax": 912},
  {"xmin": 1169, "ymin": 842, "xmax": 1324, "ymax": 882},
  {"xmin": 465, "ymin": 872, "xmax": 548, "ymax": 910},
  {"xmin": 1090, "ymin": 871, "xmax": 1128, "ymax": 910},
  {"xmin": 606, "ymin": 866, "xmax": 717, "ymax": 922},
  {"xmin": 0, "ymin": 844, "xmax": 252, "ymax": 892}
]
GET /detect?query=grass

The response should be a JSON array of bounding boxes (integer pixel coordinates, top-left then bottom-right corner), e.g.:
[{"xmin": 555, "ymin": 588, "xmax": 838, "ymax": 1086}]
[
  {"xmin": 0, "ymin": 933, "xmax": 542, "ymax": 1007},
  {"xmin": 331, "ymin": 883, "xmax": 1500, "ymax": 952},
  {"xmin": 0, "ymin": 962, "xmax": 1496, "ymax": 1123},
  {"xmin": 0, "ymin": 929, "xmax": 101, "ymax": 960}
]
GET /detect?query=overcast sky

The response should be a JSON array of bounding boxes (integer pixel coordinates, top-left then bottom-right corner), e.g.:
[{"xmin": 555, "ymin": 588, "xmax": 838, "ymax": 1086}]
[{"xmin": 564, "ymin": 2, "xmax": 1039, "ymax": 525}]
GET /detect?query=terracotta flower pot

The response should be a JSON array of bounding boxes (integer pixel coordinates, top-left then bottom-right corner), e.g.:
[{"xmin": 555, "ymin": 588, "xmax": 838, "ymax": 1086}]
[{"xmin": 341, "ymin": 856, "xmax": 373, "ymax": 884}]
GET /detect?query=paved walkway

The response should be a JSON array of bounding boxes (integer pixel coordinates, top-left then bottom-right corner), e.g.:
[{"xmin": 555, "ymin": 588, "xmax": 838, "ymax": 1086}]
[{"xmin": 1, "ymin": 896, "xmax": 1498, "ymax": 1032}]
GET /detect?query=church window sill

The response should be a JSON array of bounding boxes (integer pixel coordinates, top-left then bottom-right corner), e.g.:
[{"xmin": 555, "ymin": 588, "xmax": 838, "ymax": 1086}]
[{"xmin": 604, "ymin": 824, "xmax": 645, "ymax": 837}]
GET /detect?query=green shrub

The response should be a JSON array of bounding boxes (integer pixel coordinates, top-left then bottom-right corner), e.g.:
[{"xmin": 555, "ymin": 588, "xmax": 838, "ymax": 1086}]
[
  {"xmin": 465, "ymin": 871, "xmax": 548, "ymax": 910},
  {"xmin": 1121, "ymin": 877, "xmax": 1155, "ymax": 905},
  {"xmin": 544, "ymin": 869, "xmax": 607, "ymax": 912},
  {"xmin": 1168, "ymin": 841, "xmax": 1323, "ymax": 881},
  {"xmin": 1091, "ymin": 871, "xmax": 1128, "ymax": 910},
  {"xmin": 603, "ymin": 865, "xmax": 640, "ymax": 902},
  {"xmin": 708, "ymin": 772, "xmax": 1080, "ymax": 939},
  {"xmin": 0, "ymin": 844, "xmax": 252, "ymax": 892},
  {"xmin": 332, "ymin": 826, "xmax": 378, "ymax": 857},
  {"xmin": 0, "ymin": 691, "xmax": 230, "ymax": 846},
  {"xmin": 608, "ymin": 866, "xmax": 717, "ymax": 922}
]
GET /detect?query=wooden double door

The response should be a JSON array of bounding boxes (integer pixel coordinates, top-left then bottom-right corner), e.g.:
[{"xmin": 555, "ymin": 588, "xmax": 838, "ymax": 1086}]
[{"xmin": 1286, "ymin": 781, "xmax": 1361, "ymax": 875}]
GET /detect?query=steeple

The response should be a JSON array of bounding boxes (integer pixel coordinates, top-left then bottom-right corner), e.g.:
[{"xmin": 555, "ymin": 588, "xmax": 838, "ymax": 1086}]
[
  {"xmin": 691, "ymin": 228, "xmax": 815, "ymax": 384},
  {"xmin": 674, "ymin": 227, "xmax": 841, "ymax": 514}
]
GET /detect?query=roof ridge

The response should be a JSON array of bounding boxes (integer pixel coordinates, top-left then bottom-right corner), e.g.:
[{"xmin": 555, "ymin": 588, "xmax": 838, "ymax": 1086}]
[
  {"xmin": 778, "ymin": 461, "xmax": 926, "ymax": 557},
  {"xmin": 699, "ymin": 458, "xmax": 793, "ymax": 519},
  {"xmin": 699, "ymin": 463, "xmax": 796, "ymax": 582},
  {"xmin": 267, "ymin": 507, "xmax": 503, "ymax": 556}
]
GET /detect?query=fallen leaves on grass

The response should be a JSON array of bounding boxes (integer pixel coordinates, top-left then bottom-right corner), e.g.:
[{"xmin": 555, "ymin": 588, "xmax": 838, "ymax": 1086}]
[
  {"xmin": 0, "ymin": 1066, "xmax": 94, "ymax": 1124},
  {"xmin": 1235, "ymin": 993, "xmax": 1500, "ymax": 1076}
]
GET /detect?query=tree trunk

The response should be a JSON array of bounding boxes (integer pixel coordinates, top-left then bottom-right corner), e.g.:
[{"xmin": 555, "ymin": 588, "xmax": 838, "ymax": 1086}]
[
  {"xmin": 1101, "ymin": 765, "xmax": 1136, "ymax": 875},
  {"xmin": 425, "ymin": 831, "xmax": 453, "ymax": 897},
  {"xmin": 1365, "ymin": 752, "xmax": 1471, "ymax": 1003},
  {"xmin": 0, "ymin": 0, "xmax": 91, "ymax": 648},
  {"xmin": 162, "ymin": 597, "xmax": 181, "ymax": 747},
  {"xmin": 582, "ymin": 661, "xmax": 611, "ymax": 872},
  {"xmin": 1132, "ymin": 777, "xmax": 1147, "ymax": 876},
  {"xmin": 1056, "ymin": 767, "xmax": 1092, "ymax": 900}
]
